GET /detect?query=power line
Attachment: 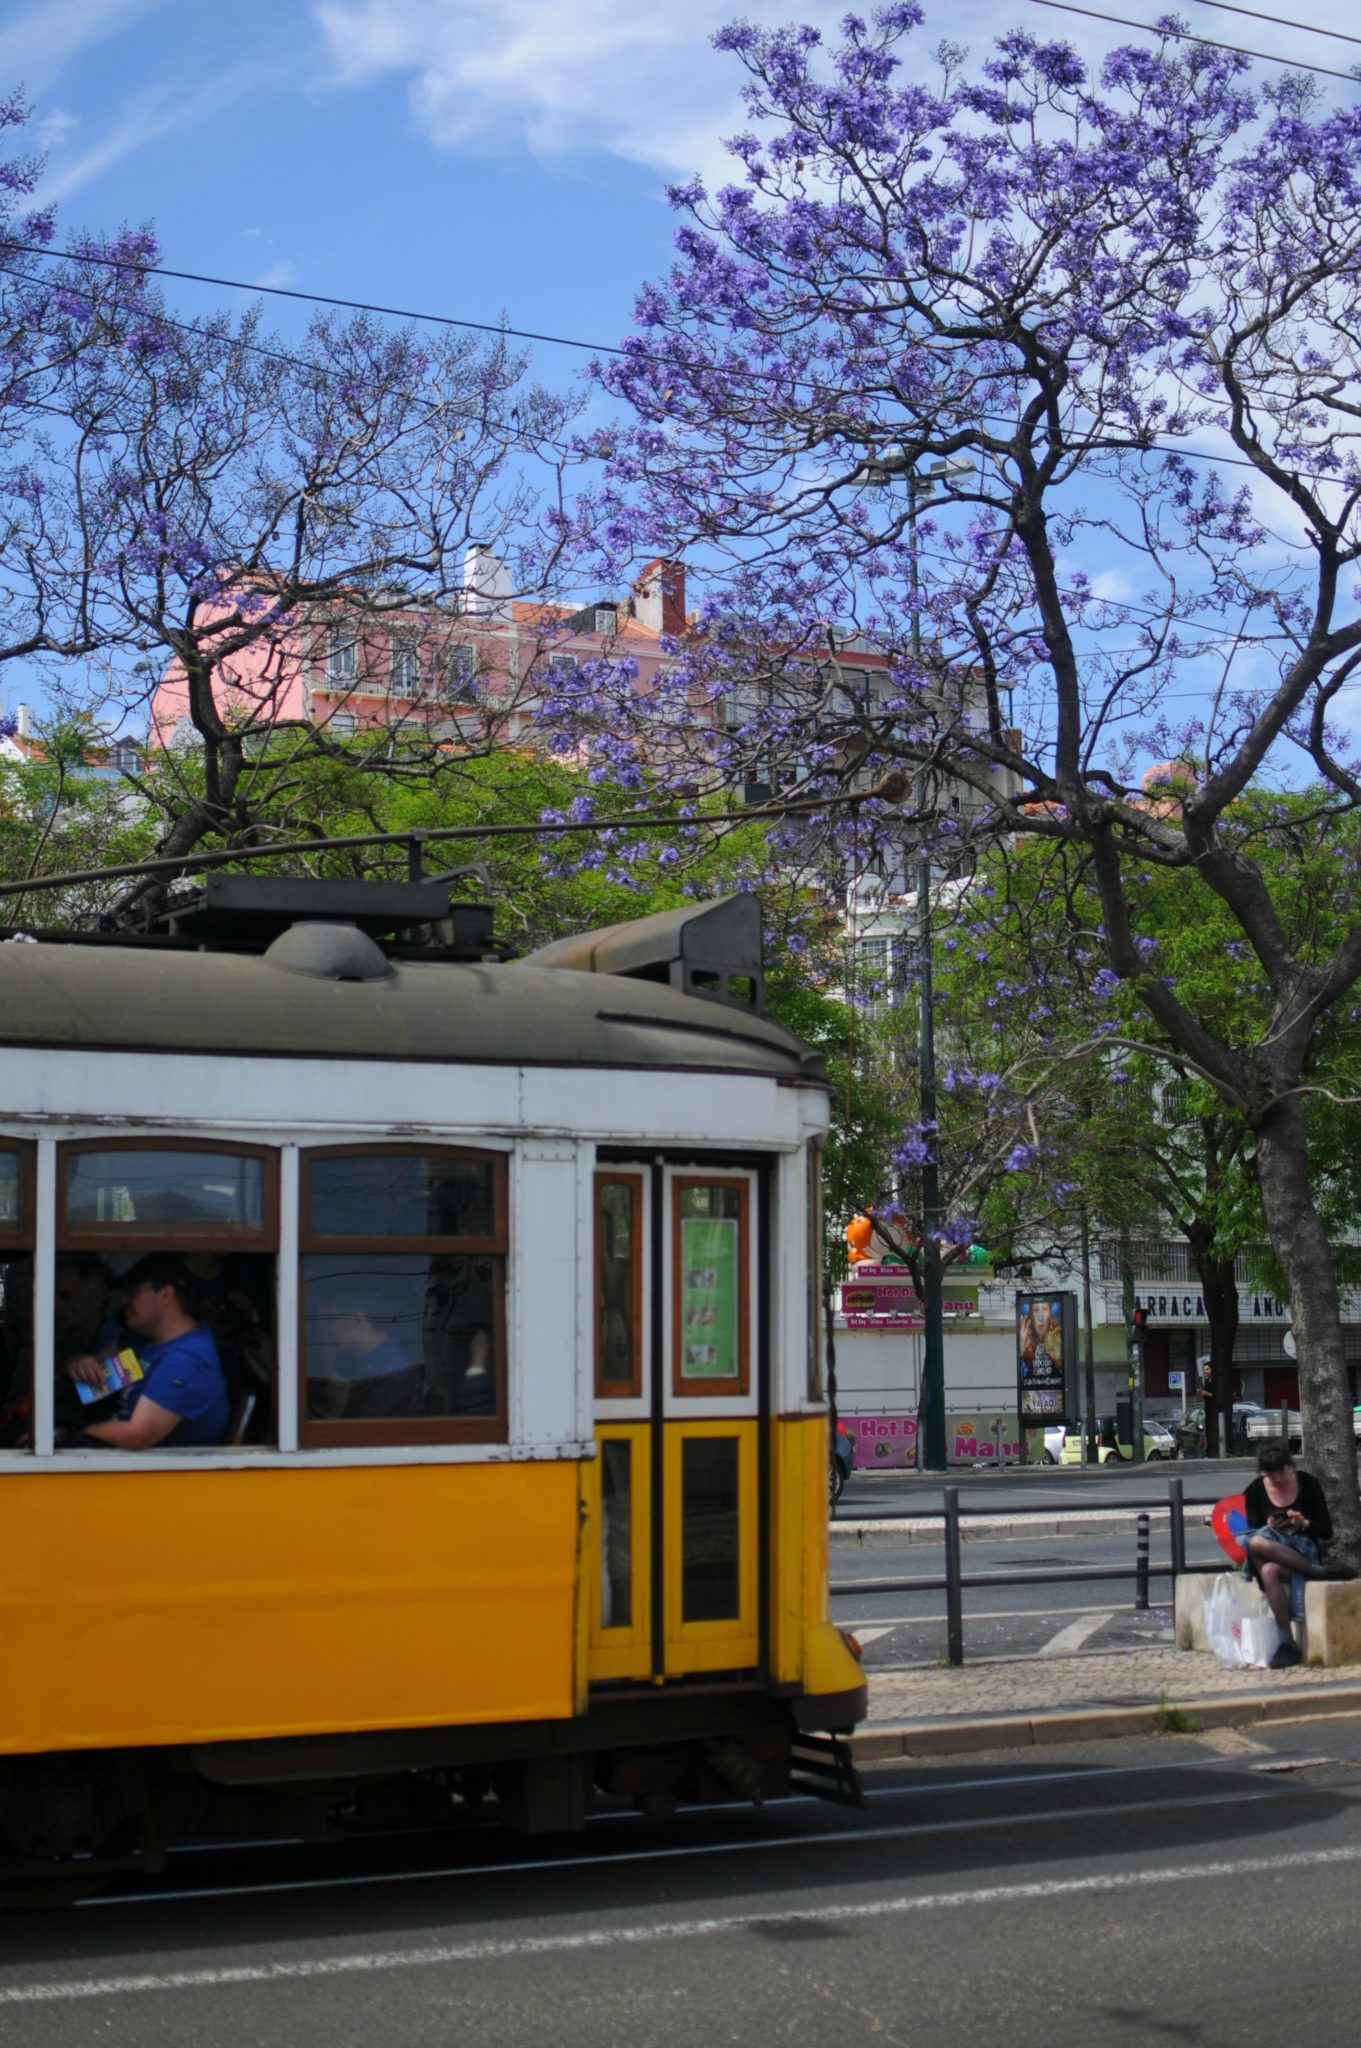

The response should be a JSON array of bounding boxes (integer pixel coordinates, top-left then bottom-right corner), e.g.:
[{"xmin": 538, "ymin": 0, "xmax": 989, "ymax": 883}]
[
  {"xmin": 0, "ymin": 779, "xmax": 892, "ymax": 902},
  {"xmin": 1028, "ymin": 0, "xmax": 1361, "ymax": 85},
  {"xmin": 8, "ymin": 238, "xmax": 1357, "ymax": 492},
  {"xmin": 1185, "ymin": 0, "xmax": 1361, "ymax": 51}
]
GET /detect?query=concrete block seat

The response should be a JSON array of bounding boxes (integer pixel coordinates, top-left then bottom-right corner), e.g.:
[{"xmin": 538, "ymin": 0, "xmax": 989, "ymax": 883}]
[{"xmin": 1176, "ymin": 1568, "xmax": 1361, "ymax": 1667}]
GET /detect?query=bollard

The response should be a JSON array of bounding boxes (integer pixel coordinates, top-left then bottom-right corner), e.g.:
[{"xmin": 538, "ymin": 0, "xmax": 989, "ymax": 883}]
[
  {"xmin": 944, "ymin": 1484, "xmax": 964, "ymax": 1666},
  {"xmin": 1169, "ymin": 1476, "xmax": 1186, "ymax": 1579},
  {"xmin": 1135, "ymin": 1510, "xmax": 1150, "ymax": 1611}
]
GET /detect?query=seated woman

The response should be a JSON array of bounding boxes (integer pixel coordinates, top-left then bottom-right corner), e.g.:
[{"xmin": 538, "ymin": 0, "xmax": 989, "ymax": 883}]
[
  {"xmin": 66, "ymin": 1256, "xmax": 230, "ymax": 1450},
  {"xmin": 1242, "ymin": 1441, "xmax": 1332, "ymax": 1669}
]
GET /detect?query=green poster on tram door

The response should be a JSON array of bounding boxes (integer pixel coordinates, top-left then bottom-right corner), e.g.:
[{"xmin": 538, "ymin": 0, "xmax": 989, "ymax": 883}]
[{"xmin": 680, "ymin": 1216, "xmax": 739, "ymax": 1377}]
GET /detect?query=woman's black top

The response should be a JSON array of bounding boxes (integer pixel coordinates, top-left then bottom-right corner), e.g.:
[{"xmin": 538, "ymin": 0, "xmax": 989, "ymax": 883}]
[{"xmin": 1244, "ymin": 1470, "xmax": 1333, "ymax": 1547}]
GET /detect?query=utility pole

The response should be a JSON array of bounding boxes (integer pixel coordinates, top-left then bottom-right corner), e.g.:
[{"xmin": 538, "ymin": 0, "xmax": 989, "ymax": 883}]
[
  {"xmin": 1079, "ymin": 1208, "xmax": 1098, "ymax": 1465},
  {"xmin": 909, "ymin": 468, "xmax": 946, "ymax": 1472}
]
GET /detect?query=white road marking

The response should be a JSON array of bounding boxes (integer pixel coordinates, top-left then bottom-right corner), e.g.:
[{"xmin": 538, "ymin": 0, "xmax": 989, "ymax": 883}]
[
  {"xmin": 1036, "ymin": 1610, "xmax": 1115, "ymax": 1657},
  {"xmin": 851, "ymin": 1626, "xmax": 897, "ymax": 1646},
  {"xmin": 85, "ymin": 1787, "xmax": 1268, "ymax": 1909},
  {"xmin": 10, "ymin": 1837, "xmax": 1359, "ymax": 2005}
]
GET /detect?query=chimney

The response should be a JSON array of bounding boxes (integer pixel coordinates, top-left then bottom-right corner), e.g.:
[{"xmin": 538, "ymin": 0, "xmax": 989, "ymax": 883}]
[
  {"xmin": 463, "ymin": 543, "xmax": 511, "ymax": 621},
  {"xmin": 15, "ymin": 704, "xmax": 31, "ymax": 739},
  {"xmin": 633, "ymin": 559, "xmax": 686, "ymax": 639}
]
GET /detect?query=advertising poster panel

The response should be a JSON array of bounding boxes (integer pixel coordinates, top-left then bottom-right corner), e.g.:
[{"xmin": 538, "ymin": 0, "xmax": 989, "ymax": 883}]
[{"xmin": 1016, "ymin": 1291, "xmax": 1075, "ymax": 1425}]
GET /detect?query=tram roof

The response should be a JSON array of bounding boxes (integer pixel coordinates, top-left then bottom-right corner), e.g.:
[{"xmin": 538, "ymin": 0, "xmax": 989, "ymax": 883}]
[{"xmin": 0, "ymin": 940, "xmax": 824, "ymax": 1080}]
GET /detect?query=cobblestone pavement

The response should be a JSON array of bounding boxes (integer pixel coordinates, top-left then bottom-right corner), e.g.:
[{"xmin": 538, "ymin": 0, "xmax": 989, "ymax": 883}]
[{"xmin": 867, "ymin": 1644, "xmax": 1361, "ymax": 1723}]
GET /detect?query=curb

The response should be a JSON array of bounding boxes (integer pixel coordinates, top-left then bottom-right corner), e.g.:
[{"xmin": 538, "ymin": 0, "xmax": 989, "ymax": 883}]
[{"xmin": 849, "ymin": 1682, "xmax": 1361, "ymax": 1760}]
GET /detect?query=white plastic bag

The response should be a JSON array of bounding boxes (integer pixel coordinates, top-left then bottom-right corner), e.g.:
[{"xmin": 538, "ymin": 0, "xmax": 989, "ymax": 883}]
[
  {"xmin": 1204, "ymin": 1573, "xmax": 1248, "ymax": 1668},
  {"xmin": 1239, "ymin": 1611, "xmax": 1283, "ymax": 1669}
]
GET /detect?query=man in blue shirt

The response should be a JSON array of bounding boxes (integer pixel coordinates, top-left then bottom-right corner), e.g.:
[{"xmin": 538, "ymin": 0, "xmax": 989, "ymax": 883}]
[{"xmin": 67, "ymin": 1256, "xmax": 230, "ymax": 1450}]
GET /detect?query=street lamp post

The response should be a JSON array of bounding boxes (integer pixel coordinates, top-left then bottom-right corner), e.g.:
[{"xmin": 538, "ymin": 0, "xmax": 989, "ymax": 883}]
[{"xmin": 906, "ymin": 461, "xmax": 971, "ymax": 1473}]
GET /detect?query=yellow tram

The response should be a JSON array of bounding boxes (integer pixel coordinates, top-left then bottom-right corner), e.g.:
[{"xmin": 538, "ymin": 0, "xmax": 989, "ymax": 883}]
[{"xmin": 0, "ymin": 883, "xmax": 863, "ymax": 1880}]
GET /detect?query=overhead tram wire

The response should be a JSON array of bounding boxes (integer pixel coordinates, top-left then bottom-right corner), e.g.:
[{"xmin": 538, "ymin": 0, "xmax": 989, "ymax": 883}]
[
  {"xmin": 0, "ymin": 781, "xmax": 901, "ymax": 904},
  {"xmin": 1027, "ymin": 0, "xmax": 1361, "ymax": 85},
  {"xmin": 7, "ymin": 243, "xmax": 1358, "ymax": 494},
  {"xmin": 1183, "ymin": 0, "xmax": 1361, "ymax": 50}
]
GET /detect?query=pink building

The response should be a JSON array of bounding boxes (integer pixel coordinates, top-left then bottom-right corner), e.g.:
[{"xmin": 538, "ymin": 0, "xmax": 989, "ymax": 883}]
[{"xmin": 149, "ymin": 550, "xmax": 688, "ymax": 755}]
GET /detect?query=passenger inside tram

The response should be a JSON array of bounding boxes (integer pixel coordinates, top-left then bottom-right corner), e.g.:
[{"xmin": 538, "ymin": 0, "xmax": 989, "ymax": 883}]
[
  {"xmin": 304, "ymin": 1257, "xmax": 494, "ymax": 1420},
  {"xmin": 65, "ymin": 1256, "xmax": 230, "ymax": 1450}
]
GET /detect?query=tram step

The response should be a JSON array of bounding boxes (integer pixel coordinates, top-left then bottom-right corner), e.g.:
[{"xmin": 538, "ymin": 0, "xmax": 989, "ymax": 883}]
[{"xmin": 790, "ymin": 1732, "xmax": 866, "ymax": 1810}]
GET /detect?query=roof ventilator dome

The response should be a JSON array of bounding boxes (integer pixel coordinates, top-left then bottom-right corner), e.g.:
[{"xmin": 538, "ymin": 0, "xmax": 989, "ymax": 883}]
[{"xmin": 264, "ymin": 921, "xmax": 394, "ymax": 982}]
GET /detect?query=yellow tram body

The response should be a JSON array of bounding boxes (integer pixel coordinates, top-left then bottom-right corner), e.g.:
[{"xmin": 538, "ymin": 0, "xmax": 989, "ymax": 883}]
[{"xmin": 0, "ymin": 886, "xmax": 864, "ymax": 1875}]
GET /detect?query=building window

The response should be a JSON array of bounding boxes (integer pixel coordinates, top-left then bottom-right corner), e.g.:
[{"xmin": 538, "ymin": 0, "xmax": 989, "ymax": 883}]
[
  {"xmin": 299, "ymin": 1147, "xmax": 508, "ymax": 1446},
  {"xmin": 327, "ymin": 627, "xmax": 357, "ymax": 681},
  {"xmin": 446, "ymin": 643, "xmax": 477, "ymax": 698},
  {"xmin": 594, "ymin": 607, "xmax": 616, "ymax": 635},
  {"xmin": 548, "ymin": 652, "xmax": 577, "ymax": 677},
  {"xmin": 390, "ymin": 635, "xmax": 420, "ymax": 693},
  {"xmin": 326, "ymin": 712, "xmax": 358, "ymax": 737}
]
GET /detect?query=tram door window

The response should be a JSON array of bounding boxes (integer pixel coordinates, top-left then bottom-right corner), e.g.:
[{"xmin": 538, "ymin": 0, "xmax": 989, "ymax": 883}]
[
  {"xmin": 56, "ymin": 1142, "xmax": 279, "ymax": 1447},
  {"xmin": 298, "ymin": 1147, "xmax": 507, "ymax": 1447},
  {"xmin": 0, "ymin": 1145, "xmax": 35, "ymax": 1448},
  {"xmin": 588, "ymin": 1164, "xmax": 760, "ymax": 1686}
]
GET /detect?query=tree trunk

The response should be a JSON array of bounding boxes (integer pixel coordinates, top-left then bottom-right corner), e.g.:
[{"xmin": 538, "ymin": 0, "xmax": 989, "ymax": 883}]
[
  {"xmin": 1184, "ymin": 1220, "xmax": 1238, "ymax": 1461},
  {"xmin": 1255, "ymin": 1093, "xmax": 1361, "ymax": 1572}
]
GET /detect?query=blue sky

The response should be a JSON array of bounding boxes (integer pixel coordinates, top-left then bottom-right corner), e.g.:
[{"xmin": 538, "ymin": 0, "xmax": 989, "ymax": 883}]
[{"xmin": 19, "ymin": 0, "xmax": 1360, "ymax": 383}]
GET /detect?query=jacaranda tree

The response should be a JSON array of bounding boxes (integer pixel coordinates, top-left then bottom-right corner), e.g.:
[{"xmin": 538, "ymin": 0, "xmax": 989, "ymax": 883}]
[{"xmin": 568, "ymin": 10, "xmax": 1361, "ymax": 1557}]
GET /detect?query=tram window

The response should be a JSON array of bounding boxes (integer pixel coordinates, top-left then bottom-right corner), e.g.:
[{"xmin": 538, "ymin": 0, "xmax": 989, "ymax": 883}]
[
  {"xmin": 300, "ymin": 1147, "xmax": 507, "ymax": 1446},
  {"xmin": 0, "ymin": 1257, "xmax": 33, "ymax": 1447},
  {"xmin": 600, "ymin": 1438, "xmax": 632, "ymax": 1627},
  {"xmin": 672, "ymin": 1177, "xmax": 749, "ymax": 1396},
  {"xmin": 306, "ymin": 1153, "xmax": 498, "ymax": 1245},
  {"xmin": 51, "ymin": 1251, "xmax": 277, "ymax": 1450},
  {"xmin": 808, "ymin": 1143, "xmax": 825, "ymax": 1403},
  {"xmin": 0, "ymin": 1146, "xmax": 36, "ymax": 1448},
  {"xmin": 680, "ymin": 1436, "xmax": 740, "ymax": 1622},
  {"xmin": 596, "ymin": 1175, "xmax": 642, "ymax": 1399},
  {"xmin": 61, "ymin": 1145, "xmax": 273, "ymax": 1245}
]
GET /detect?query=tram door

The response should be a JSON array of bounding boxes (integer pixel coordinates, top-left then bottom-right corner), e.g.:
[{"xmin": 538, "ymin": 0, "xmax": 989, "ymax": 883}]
[{"xmin": 588, "ymin": 1164, "xmax": 761, "ymax": 1685}]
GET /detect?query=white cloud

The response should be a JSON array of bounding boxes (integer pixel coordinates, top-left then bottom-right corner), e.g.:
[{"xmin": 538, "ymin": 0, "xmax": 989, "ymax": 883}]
[
  {"xmin": 0, "ymin": 0, "xmax": 165, "ymax": 97},
  {"xmin": 35, "ymin": 107, "xmax": 81, "ymax": 149},
  {"xmin": 314, "ymin": 0, "xmax": 858, "ymax": 181},
  {"xmin": 313, "ymin": 0, "xmax": 1361, "ymax": 182}
]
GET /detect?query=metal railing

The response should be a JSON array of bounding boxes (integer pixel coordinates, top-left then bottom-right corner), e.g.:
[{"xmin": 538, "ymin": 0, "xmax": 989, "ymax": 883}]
[{"xmin": 829, "ymin": 1478, "xmax": 1193, "ymax": 1666}]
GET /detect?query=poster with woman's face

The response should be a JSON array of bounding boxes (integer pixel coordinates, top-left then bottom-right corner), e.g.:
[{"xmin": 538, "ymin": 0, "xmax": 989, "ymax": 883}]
[{"xmin": 1017, "ymin": 1294, "xmax": 1065, "ymax": 1418}]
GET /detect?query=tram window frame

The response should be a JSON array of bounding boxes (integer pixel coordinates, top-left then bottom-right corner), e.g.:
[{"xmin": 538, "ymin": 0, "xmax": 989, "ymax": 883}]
[
  {"xmin": 0, "ymin": 1142, "xmax": 36, "ymax": 1452},
  {"xmin": 298, "ymin": 1144, "xmax": 509, "ymax": 1448},
  {"xmin": 57, "ymin": 1139, "xmax": 279, "ymax": 1252},
  {"xmin": 595, "ymin": 1172, "xmax": 644, "ymax": 1401},
  {"xmin": 0, "ymin": 1141, "xmax": 34, "ymax": 1250},
  {"xmin": 671, "ymin": 1174, "xmax": 751, "ymax": 1400}
]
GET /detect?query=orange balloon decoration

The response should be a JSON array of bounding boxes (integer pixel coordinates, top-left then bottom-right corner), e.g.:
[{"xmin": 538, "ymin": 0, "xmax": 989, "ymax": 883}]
[{"xmin": 846, "ymin": 1214, "xmax": 874, "ymax": 1264}]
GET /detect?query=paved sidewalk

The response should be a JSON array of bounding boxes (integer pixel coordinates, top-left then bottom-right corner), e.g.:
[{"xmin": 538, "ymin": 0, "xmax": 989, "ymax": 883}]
[{"xmin": 854, "ymin": 1645, "xmax": 1361, "ymax": 1759}]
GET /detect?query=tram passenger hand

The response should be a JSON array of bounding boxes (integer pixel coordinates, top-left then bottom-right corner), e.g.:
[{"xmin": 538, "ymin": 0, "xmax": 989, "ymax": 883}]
[{"xmin": 64, "ymin": 1354, "xmax": 107, "ymax": 1391}]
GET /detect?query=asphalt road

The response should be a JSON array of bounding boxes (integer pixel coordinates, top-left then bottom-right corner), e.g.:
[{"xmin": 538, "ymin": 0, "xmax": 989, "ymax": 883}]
[
  {"xmin": 830, "ymin": 1529, "xmax": 1214, "ymax": 1663},
  {"xmin": 6, "ymin": 1722, "xmax": 1361, "ymax": 2045},
  {"xmin": 836, "ymin": 1457, "xmax": 1255, "ymax": 1518}
]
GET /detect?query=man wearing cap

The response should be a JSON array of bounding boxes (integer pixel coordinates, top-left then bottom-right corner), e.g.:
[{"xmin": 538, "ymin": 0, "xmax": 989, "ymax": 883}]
[{"xmin": 66, "ymin": 1256, "xmax": 230, "ymax": 1450}]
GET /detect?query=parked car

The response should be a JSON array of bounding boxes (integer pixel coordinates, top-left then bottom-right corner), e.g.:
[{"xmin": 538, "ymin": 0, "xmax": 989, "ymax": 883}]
[
  {"xmin": 1057, "ymin": 1415, "xmax": 1175, "ymax": 1463},
  {"xmin": 830, "ymin": 1420, "xmax": 857, "ymax": 1505},
  {"xmin": 1170, "ymin": 1401, "xmax": 1299, "ymax": 1457}
]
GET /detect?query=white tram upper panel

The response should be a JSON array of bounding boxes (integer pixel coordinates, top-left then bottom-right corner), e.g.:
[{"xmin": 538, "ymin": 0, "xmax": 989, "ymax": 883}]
[{"xmin": 0, "ymin": 889, "xmax": 829, "ymax": 1145}]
